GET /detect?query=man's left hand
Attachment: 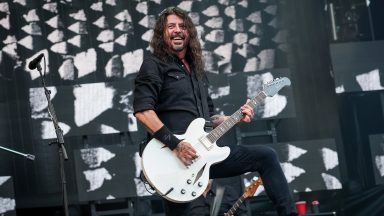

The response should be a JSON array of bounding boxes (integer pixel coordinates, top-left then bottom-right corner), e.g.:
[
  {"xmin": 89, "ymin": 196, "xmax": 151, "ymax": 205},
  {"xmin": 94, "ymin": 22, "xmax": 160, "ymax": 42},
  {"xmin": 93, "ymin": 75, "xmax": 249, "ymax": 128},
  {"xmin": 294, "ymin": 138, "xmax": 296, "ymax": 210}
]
[{"xmin": 240, "ymin": 99, "xmax": 254, "ymax": 123}]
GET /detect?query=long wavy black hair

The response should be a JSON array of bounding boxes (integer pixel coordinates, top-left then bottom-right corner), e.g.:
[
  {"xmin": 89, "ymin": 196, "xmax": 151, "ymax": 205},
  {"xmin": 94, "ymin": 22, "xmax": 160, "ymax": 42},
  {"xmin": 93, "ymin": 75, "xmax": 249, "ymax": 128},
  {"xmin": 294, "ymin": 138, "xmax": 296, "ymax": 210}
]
[{"xmin": 150, "ymin": 7, "xmax": 204, "ymax": 79}]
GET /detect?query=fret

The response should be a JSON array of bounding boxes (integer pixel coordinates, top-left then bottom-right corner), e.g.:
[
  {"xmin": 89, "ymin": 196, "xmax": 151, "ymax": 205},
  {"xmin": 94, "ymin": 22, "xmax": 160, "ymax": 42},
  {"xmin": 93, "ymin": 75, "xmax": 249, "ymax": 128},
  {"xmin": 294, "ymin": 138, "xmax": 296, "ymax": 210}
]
[
  {"xmin": 227, "ymin": 209, "xmax": 234, "ymax": 215},
  {"xmin": 207, "ymin": 135, "xmax": 212, "ymax": 143},
  {"xmin": 206, "ymin": 134, "xmax": 212, "ymax": 143},
  {"xmin": 227, "ymin": 196, "xmax": 245, "ymax": 216},
  {"xmin": 256, "ymin": 95, "xmax": 263, "ymax": 103},
  {"xmin": 211, "ymin": 132, "xmax": 217, "ymax": 139},
  {"xmin": 237, "ymin": 196, "xmax": 245, "ymax": 206}
]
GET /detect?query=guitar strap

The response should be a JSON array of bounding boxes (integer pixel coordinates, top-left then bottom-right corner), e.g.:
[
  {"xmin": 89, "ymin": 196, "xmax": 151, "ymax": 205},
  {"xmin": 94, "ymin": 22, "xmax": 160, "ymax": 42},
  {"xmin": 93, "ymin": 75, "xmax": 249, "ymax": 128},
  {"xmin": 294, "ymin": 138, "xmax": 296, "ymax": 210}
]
[
  {"xmin": 197, "ymin": 76, "xmax": 211, "ymax": 120},
  {"xmin": 197, "ymin": 76, "xmax": 216, "ymax": 131}
]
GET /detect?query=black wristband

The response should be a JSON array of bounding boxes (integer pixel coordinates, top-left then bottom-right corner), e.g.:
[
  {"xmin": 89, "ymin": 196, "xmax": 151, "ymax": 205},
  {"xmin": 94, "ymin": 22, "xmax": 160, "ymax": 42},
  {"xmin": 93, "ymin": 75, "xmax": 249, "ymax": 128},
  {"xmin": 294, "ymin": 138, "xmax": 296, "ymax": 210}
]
[{"xmin": 153, "ymin": 125, "xmax": 181, "ymax": 150}]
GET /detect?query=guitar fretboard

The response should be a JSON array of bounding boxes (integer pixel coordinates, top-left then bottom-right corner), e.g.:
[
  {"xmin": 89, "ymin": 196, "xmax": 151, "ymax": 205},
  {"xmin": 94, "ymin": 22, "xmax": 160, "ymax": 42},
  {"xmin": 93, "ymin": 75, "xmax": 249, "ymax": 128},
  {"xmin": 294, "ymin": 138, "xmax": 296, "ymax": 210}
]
[
  {"xmin": 206, "ymin": 91, "xmax": 267, "ymax": 143},
  {"xmin": 226, "ymin": 195, "xmax": 246, "ymax": 216}
]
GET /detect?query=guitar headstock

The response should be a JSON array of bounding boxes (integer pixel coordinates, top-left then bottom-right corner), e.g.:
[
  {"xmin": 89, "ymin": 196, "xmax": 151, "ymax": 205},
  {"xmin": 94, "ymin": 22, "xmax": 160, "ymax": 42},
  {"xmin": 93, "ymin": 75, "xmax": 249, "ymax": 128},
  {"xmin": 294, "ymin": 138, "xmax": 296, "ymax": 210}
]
[
  {"xmin": 263, "ymin": 77, "xmax": 291, "ymax": 97},
  {"xmin": 244, "ymin": 178, "xmax": 263, "ymax": 198}
]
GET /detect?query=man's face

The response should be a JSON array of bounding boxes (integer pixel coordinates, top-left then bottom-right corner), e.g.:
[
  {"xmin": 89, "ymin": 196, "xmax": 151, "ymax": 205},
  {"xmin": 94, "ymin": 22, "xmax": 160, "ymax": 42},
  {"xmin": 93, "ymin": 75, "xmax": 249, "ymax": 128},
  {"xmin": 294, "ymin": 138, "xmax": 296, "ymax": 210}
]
[{"xmin": 163, "ymin": 14, "xmax": 189, "ymax": 53}]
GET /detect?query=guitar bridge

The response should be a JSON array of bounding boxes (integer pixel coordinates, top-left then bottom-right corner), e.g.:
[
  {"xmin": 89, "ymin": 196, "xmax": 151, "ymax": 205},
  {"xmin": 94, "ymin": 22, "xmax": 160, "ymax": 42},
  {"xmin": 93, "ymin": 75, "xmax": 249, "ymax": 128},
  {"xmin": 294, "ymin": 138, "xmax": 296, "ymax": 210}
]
[{"xmin": 199, "ymin": 136, "xmax": 213, "ymax": 150}]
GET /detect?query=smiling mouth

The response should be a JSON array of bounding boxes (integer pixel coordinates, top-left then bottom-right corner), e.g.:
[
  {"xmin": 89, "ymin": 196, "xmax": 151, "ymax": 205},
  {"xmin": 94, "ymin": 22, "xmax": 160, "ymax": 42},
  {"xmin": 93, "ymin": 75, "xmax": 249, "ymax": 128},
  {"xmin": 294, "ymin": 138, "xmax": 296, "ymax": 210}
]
[
  {"xmin": 171, "ymin": 38, "xmax": 184, "ymax": 44},
  {"xmin": 171, "ymin": 37, "xmax": 184, "ymax": 40}
]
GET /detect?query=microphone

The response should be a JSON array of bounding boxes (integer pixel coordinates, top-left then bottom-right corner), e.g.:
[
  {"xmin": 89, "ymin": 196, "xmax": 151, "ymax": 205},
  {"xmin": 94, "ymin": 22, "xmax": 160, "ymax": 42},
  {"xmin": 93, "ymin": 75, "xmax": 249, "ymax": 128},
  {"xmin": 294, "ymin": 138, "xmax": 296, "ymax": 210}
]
[{"xmin": 28, "ymin": 53, "xmax": 44, "ymax": 70}]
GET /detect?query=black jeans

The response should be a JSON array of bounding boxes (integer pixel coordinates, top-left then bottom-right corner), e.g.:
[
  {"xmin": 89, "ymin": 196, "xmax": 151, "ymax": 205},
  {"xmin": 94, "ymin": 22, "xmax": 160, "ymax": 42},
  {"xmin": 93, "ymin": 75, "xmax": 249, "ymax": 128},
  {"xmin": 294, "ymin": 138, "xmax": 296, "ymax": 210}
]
[{"xmin": 163, "ymin": 145, "xmax": 297, "ymax": 216}]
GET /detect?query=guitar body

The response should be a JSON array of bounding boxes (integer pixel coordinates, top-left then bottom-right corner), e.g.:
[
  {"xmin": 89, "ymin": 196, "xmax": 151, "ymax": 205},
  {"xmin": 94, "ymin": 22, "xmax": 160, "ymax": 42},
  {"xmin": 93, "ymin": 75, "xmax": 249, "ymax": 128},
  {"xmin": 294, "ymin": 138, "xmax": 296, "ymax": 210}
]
[{"xmin": 141, "ymin": 118, "xmax": 230, "ymax": 203}]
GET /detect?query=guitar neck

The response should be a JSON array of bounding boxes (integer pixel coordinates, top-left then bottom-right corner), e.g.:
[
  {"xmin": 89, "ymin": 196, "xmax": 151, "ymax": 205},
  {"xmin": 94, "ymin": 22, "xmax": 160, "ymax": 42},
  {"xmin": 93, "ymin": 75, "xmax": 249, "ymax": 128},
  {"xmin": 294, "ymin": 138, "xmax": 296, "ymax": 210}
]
[
  {"xmin": 206, "ymin": 91, "xmax": 267, "ymax": 143},
  {"xmin": 225, "ymin": 195, "xmax": 246, "ymax": 216},
  {"xmin": 225, "ymin": 178, "xmax": 263, "ymax": 216}
]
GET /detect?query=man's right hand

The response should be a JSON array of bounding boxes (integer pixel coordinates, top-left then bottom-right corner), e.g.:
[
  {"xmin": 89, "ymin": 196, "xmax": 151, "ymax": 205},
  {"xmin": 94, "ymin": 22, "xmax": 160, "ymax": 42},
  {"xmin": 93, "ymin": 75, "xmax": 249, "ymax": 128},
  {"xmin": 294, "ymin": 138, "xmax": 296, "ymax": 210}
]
[{"xmin": 174, "ymin": 141, "xmax": 198, "ymax": 166}]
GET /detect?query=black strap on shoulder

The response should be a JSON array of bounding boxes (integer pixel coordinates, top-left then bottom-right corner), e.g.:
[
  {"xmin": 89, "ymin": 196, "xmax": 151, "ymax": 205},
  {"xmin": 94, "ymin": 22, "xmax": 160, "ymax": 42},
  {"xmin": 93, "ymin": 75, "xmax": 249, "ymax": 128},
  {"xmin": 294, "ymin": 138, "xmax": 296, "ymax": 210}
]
[{"xmin": 197, "ymin": 77, "xmax": 210, "ymax": 121}]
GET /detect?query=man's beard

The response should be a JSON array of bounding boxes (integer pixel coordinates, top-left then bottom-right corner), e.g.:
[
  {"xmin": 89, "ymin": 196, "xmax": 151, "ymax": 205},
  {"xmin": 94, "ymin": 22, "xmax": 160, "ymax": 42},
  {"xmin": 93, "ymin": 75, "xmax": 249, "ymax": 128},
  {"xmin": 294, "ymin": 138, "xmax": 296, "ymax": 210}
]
[{"xmin": 171, "ymin": 44, "xmax": 185, "ymax": 52}]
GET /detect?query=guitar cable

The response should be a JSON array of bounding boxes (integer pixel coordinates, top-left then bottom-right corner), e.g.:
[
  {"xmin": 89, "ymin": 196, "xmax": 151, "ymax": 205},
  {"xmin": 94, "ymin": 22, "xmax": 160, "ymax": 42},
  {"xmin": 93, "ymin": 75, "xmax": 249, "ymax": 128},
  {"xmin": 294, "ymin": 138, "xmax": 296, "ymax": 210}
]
[
  {"xmin": 140, "ymin": 171, "xmax": 178, "ymax": 199},
  {"xmin": 140, "ymin": 171, "xmax": 156, "ymax": 195}
]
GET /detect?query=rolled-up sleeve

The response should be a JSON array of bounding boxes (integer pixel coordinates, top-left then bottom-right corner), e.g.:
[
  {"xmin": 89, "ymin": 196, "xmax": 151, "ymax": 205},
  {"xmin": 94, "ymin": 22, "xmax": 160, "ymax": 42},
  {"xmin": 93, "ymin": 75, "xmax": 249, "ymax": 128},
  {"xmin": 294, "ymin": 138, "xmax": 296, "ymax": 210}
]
[{"xmin": 133, "ymin": 57, "xmax": 163, "ymax": 114}]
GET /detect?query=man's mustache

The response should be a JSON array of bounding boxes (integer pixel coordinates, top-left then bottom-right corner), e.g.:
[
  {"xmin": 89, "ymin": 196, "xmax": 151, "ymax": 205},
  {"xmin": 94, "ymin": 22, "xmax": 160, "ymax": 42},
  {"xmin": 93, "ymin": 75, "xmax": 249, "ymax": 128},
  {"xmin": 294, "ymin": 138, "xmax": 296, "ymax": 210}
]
[{"xmin": 171, "ymin": 33, "xmax": 185, "ymax": 39}]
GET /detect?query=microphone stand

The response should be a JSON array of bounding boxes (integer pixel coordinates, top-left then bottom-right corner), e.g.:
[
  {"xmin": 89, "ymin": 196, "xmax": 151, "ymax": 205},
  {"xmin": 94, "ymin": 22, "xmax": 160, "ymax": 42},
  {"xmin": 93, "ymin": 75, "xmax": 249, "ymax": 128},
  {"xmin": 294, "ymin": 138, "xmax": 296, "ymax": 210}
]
[
  {"xmin": 36, "ymin": 60, "xmax": 69, "ymax": 216},
  {"xmin": 0, "ymin": 145, "xmax": 36, "ymax": 161}
]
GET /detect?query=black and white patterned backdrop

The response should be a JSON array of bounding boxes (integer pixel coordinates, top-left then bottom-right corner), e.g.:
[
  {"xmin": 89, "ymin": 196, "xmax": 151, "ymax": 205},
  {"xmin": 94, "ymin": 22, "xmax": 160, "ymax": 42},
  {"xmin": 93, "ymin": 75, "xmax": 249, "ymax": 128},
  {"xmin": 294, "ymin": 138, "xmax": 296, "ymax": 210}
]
[
  {"xmin": 0, "ymin": 0, "xmax": 292, "ymax": 140},
  {"xmin": 0, "ymin": 176, "xmax": 16, "ymax": 216},
  {"xmin": 369, "ymin": 134, "xmax": 384, "ymax": 185},
  {"xmin": 330, "ymin": 41, "xmax": 384, "ymax": 94},
  {"xmin": 1, "ymin": 0, "xmax": 288, "ymax": 82}
]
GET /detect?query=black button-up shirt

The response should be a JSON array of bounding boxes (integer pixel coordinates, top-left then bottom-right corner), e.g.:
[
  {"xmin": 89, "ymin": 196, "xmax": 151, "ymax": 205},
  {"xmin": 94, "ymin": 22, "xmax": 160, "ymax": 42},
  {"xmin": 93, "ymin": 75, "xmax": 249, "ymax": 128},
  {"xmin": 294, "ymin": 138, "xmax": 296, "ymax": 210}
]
[{"xmin": 133, "ymin": 54, "xmax": 214, "ymax": 134}]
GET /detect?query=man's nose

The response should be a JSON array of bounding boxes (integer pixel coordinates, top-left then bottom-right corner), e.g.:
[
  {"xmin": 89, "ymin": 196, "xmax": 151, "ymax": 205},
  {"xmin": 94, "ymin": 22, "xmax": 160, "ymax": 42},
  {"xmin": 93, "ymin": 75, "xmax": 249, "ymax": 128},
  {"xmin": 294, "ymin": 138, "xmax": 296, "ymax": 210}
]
[{"xmin": 174, "ymin": 25, "xmax": 182, "ymax": 32}]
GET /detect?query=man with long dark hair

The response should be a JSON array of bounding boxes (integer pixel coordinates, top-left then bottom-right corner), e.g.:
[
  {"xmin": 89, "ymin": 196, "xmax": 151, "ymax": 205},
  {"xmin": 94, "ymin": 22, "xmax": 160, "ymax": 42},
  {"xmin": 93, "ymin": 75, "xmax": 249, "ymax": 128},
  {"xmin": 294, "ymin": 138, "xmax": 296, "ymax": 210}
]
[{"xmin": 133, "ymin": 7, "xmax": 297, "ymax": 216}]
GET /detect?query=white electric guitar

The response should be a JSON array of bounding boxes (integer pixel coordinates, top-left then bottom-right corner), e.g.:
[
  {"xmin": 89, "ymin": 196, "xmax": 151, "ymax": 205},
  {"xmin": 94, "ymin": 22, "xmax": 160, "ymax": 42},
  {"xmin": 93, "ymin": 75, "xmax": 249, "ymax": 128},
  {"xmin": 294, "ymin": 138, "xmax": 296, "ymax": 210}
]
[{"xmin": 141, "ymin": 77, "xmax": 291, "ymax": 203}]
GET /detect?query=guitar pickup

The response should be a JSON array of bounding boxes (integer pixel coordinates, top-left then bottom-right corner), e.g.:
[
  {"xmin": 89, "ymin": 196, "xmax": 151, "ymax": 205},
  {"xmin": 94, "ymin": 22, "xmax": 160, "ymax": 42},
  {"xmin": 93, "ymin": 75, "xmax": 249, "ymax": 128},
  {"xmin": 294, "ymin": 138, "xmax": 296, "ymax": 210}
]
[{"xmin": 199, "ymin": 136, "xmax": 213, "ymax": 150}]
